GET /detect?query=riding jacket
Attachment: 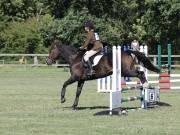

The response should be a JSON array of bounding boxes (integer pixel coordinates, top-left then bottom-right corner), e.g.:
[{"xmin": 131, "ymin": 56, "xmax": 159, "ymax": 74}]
[{"xmin": 81, "ymin": 30, "xmax": 103, "ymax": 50}]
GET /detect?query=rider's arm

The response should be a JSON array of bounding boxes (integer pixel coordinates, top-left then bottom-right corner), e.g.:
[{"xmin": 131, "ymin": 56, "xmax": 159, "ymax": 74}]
[{"xmin": 80, "ymin": 32, "xmax": 93, "ymax": 49}]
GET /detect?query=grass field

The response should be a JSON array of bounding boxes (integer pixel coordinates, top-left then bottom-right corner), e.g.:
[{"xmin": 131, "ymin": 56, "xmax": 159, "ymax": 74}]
[{"xmin": 0, "ymin": 67, "xmax": 180, "ymax": 135}]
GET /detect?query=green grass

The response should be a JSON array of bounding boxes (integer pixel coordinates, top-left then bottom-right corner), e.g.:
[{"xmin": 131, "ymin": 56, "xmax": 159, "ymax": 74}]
[{"xmin": 0, "ymin": 67, "xmax": 180, "ymax": 135}]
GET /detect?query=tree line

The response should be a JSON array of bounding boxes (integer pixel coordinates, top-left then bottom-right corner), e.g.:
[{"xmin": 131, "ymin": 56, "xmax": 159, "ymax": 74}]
[{"xmin": 0, "ymin": 0, "xmax": 179, "ymax": 54}]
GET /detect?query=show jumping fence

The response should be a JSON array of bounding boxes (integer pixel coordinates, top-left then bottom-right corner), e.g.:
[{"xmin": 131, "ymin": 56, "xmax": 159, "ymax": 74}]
[
  {"xmin": 119, "ymin": 44, "xmax": 180, "ymax": 91},
  {"xmin": 97, "ymin": 43, "xmax": 180, "ymax": 114},
  {"xmin": 98, "ymin": 46, "xmax": 159, "ymax": 115},
  {"xmin": 141, "ymin": 44, "xmax": 180, "ymax": 90},
  {"xmin": 147, "ymin": 44, "xmax": 180, "ymax": 90}
]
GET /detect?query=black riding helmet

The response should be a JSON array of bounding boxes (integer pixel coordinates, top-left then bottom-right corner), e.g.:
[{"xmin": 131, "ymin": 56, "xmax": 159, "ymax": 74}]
[{"xmin": 84, "ymin": 21, "xmax": 94, "ymax": 30}]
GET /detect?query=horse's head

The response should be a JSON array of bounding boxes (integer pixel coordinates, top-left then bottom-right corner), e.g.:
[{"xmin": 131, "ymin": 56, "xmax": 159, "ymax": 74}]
[
  {"xmin": 46, "ymin": 40, "xmax": 84, "ymax": 65},
  {"xmin": 46, "ymin": 40, "xmax": 61, "ymax": 65}
]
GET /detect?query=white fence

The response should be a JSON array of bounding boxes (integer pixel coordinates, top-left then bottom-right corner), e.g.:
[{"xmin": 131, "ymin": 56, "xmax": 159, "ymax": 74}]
[
  {"xmin": 0, "ymin": 54, "xmax": 68, "ymax": 67},
  {"xmin": 0, "ymin": 54, "xmax": 180, "ymax": 67}
]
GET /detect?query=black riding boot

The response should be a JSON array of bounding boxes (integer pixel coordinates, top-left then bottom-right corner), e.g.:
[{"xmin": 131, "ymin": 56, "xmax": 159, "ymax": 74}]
[{"xmin": 86, "ymin": 60, "xmax": 95, "ymax": 76}]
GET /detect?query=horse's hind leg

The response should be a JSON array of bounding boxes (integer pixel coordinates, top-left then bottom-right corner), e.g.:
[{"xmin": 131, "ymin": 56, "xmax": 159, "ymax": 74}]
[
  {"xmin": 124, "ymin": 70, "xmax": 147, "ymax": 84},
  {"xmin": 136, "ymin": 70, "xmax": 147, "ymax": 84},
  {"xmin": 72, "ymin": 80, "xmax": 85, "ymax": 110},
  {"xmin": 61, "ymin": 77, "xmax": 76, "ymax": 103}
]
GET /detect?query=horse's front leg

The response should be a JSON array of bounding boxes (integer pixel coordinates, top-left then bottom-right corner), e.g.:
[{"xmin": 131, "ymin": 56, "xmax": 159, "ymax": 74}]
[
  {"xmin": 72, "ymin": 80, "xmax": 85, "ymax": 110},
  {"xmin": 61, "ymin": 77, "xmax": 76, "ymax": 103}
]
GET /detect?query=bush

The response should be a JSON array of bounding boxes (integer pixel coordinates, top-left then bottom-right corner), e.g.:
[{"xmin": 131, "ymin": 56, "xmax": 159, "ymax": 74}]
[{"xmin": 0, "ymin": 17, "xmax": 47, "ymax": 54}]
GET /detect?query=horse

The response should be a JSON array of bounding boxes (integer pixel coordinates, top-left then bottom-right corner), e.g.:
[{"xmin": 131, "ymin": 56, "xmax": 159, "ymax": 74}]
[{"xmin": 46, "ymin": 40, "xmax": 160, "ymax": 110}]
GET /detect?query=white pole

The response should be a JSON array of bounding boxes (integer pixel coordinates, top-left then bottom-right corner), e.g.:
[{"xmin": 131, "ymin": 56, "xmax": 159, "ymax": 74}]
[
  {"xmin": 110, "ymin": 46, "xmax": 117, "ymax": 115},
  {"xmin": 107, "ymin": 76, "xmax": 111, "ymax": 91},
  {"xmin": 140, "ymin": 46, "xmax": 144, "ymax": 72},
  {"xmin": 112, "ymin": 46, "xmax": 117, "ymax": 92},
  {"xmin": 102, "ymin": 78, "xmax": 106, "ymax": 91},
  {"xmin": 110, "ymin": 46, "xmax": 121, "ymax": 115},
  {"xmin": 148, "ymin": 74, "xmax": 180, "ymax": 77},
  {"xmin": 97, "ymin": 79, "xmax": 101, "ymax": 92},
  {"xmin": 144, "ymin": 45, "xmax": 148, "ymax": 81},
  {"xmin": 141, "ymin": 87, "xmax": 145, "ymax": 108},
  {"xmin": 117, "ymin": 46, "xmax": 121, "ymax": 91}
]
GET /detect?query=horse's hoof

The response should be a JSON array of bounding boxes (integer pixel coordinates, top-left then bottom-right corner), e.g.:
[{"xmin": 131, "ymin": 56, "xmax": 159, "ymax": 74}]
[
  {"xmin": 120, "ymin": 110, "xmax": 128, "ymax": 115},
  {"xmin": 72, "ymin": 106, "xmax": 77, "ymax": 110},
  {"xmin": 61, "ymin": 98, "xmax": 66, "ymax": 103},
  {"xmin": 143, "ymin": 82, "xmax": 149, "ymax": 88}
]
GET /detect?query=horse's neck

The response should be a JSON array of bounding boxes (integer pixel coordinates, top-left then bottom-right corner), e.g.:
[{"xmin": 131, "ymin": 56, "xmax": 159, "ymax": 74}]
[
  {"xmin": 60, "ymin": 45, "xmax": 79, "ymax": 64},
  {"xmin": 72, "ymin": 52, "xmax": 84, "ymax": 62}
]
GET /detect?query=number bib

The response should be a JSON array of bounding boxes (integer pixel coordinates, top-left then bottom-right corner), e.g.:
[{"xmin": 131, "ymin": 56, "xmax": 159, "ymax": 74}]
[{"xmin": 94, "ymin": 33, "xmax": 100, "ymax": 41}]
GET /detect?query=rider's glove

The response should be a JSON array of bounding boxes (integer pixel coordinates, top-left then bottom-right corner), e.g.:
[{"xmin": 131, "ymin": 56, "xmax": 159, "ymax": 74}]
[{"xmin": 78, "ymin": 47, "xmax": 84, "ymax": 51}]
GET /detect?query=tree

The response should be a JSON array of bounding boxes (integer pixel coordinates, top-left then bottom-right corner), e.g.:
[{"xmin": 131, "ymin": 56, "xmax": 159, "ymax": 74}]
[
  {"xmin": 140, "ymin": 0, "xmax": 180, "ymax": 53},
  {"xmin": 0, "ymin": 0, "xmax": 179, "ymax": 54},
  {"xmin": 0, "ymin": 17, "xmax": 45, "ymax": 53},
  {"xmin": 39, "ymin": 8, "xmax": 126, "ymax": 47},
  {"xmin": 0, "ymin": 0, "xmax": 47, "ymax": 21}
]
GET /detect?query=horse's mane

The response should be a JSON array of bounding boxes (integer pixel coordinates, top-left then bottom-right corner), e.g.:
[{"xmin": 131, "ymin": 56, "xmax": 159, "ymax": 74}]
[{"xmin": 54, "ymin": 43, "xmax": 85, "ymax": 64}]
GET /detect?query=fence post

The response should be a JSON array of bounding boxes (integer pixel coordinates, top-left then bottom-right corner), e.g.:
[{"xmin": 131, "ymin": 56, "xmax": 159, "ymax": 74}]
[
  {"xmin": 157, "ymin": 44, "xmax": 161, "ymax": 73},
  {"xmin": 168, "ymin": 43, "xmax": 171, "ymax": 74},
  {"xmin": 34, "ymin": 56, "xmax": 38, "ymax": 66}
]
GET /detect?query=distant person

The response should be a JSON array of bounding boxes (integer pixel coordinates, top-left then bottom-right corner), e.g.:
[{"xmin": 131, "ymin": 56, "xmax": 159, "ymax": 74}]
[
  {"xmin": 131, "ymin": 39, "xmax": 140, "ymax": 51},
  {"xmin": 131, "ymin": 39, "xmax": 140, "ymax": 65},
  {"xmin": 19, "ymin": 56, "xmax": 27, "ymax": 64}
]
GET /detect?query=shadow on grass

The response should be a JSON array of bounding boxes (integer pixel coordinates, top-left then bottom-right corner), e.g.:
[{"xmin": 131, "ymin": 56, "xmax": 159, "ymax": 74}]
[
  {"xmin": 63, "ymin": 106, "xmax": 109, "ymax": 110},
  {"xmin": 93, "ymin": 107, "xmax": 139, "ymax": 116},
  {"xmin": 94, "ymin": 108, "xmax": 121, "ymax": 116},
  {"xmin": 61, "ymin": 101, "xmax": 171, "ymax": 116},
  {"xmin": 156, "ymin": 101, "xmax": 171, "ymax": 107},
  {"xmin": 62, "ymin": 106, "xmax": 122, "ymax": 115},
  {"xmin": 94, "ymin": 101, "xmax": 172, "ymax": 116}
]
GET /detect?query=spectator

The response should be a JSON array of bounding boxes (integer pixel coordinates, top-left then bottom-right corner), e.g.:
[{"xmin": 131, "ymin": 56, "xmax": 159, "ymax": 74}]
[{"xmin": 131, "ymin": 39, "xmax": 140, "ymax": 51}]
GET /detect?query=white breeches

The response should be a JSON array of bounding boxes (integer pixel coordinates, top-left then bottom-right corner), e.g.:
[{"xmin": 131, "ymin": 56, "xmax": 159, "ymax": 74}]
[{"xmin": 84, "ymin": 50, "xmax": 98, "ymax": 62}]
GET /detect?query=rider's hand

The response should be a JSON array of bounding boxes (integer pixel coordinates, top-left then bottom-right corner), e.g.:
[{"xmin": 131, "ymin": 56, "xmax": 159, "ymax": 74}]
[{"xmin": 78, "ymin": 47, "xmax": 84, "ymax": 51}]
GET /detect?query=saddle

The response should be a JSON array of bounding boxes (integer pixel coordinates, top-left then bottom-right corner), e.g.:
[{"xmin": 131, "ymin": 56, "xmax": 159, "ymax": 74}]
[
  {"xmin": 82, "ymin": 50, "xmax": 104, "ymax": 68},
  {"xmin": 90, "ymin": 51, "xmax": 104, "ymax": 67},
  {"xmin": 82, "ymin": 51, "xmax": 104, "ymax": 77},
  {"xmin": 82, "ymin": 43, "xmax": 109, "ymax": 69}
]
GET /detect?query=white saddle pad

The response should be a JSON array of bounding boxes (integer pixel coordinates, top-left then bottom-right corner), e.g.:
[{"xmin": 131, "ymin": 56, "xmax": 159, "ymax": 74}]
[{"xmin": 92, "ymin": 55, "xmax": 103, "ymax": 66}]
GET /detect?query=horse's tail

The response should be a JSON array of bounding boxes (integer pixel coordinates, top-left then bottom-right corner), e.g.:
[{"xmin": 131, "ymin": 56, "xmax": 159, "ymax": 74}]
[{"xmin": 127, "ymin": 50, "xmax": 160, "ymax": 73}]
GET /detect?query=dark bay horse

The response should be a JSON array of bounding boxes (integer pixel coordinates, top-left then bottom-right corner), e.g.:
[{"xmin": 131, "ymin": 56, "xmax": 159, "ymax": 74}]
[{"xmin": 46, "ymin": 40, "xmax": 160, "ymax": 110}]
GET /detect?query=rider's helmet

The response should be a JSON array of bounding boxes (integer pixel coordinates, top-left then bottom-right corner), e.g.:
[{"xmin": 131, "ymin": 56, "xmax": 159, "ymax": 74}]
[{"xmin": 84, "ymin": 20, "xmax": 94, "ymax": 30}]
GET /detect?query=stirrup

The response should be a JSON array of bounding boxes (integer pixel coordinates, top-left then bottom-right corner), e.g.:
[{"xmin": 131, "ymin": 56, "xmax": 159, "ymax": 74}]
[
  {"xmin": 87, "ymin": 70, "xmax": 96, "ymax": 76},
  {"xmin": 91, "ymin": 70, "xmax": 96, "ymax": 75}
]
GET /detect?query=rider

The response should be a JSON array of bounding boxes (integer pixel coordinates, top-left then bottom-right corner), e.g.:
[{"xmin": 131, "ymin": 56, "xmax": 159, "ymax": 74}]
[{"xmin": 79, "ymin": 21, "xmax": 103, "ymax": 76}]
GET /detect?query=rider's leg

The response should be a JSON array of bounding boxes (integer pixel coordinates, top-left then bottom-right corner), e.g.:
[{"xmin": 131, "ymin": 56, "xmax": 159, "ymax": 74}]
[
  {"xmin": 84, "ymin": 50, "xmax": 98, "ymax": 75},
  {"xmin": 86, "ymin": 60, "xmax": 95, "ymax": 75}
]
